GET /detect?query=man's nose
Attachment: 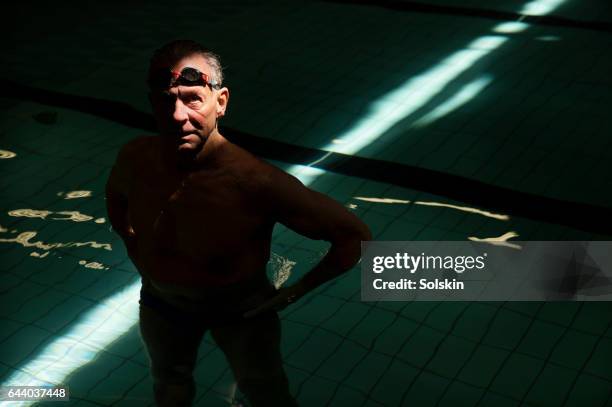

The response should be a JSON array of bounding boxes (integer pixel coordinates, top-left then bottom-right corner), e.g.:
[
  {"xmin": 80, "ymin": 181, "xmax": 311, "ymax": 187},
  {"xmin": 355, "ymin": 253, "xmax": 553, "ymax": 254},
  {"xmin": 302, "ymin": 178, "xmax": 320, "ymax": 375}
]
[{"xmin": 172, "ymin": 100, "xmax": 189, "ymax": 123}]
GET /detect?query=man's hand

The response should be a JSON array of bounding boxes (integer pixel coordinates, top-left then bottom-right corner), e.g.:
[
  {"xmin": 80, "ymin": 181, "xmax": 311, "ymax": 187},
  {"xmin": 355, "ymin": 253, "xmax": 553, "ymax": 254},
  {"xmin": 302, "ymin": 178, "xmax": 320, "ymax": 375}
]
[
  {"xmin": 123, "ymin": 225, "xmax": 138, "ymax": 255},
  {"xmin": 243, "ymin": 282, "xmax": 309, "ymax": 318},
  {"xmin": 106, "ymin": 137, "xmax": 147, "ymax": 257}
]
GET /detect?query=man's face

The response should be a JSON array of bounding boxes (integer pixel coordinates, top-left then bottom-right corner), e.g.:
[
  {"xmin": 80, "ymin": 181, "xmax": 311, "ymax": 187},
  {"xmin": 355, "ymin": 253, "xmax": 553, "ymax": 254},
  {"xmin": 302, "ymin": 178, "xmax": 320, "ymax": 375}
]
[{"xmin": 149, "ymin": 54, "xmax": 228, "ymax": 157}]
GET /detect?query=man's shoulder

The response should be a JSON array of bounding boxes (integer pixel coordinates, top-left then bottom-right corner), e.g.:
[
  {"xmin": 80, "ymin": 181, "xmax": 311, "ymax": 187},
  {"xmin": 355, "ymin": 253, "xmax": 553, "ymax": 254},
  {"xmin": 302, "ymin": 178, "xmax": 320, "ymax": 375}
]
[
  {"xmin": 222, "ymin": 140, "xmax": 271, "ymax": 174},
  {"xmin": 220, "ymin": 140, "xmax": 288, "ymax": 190},
  {"xmin": 113, "ymin": 136, "xmax": 159, "ymax": 173},
  {"xmin": 117, "ymin": 135, "xmax": 157, "ymax": 160},
  {"xmin": 110, "ymin": 135, "xmax": 157, "ymax": 183}
]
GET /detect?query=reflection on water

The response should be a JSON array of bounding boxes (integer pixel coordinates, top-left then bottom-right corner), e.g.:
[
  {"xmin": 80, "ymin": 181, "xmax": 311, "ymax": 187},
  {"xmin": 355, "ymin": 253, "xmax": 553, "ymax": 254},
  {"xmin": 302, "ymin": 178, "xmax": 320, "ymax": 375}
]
[
  {"xmin": 0, "ymin": 149, "xmax": 17, "ymax": 159},
  {"xmin": 78, "ymin": 260, "xmax": 108, "ymax": 270},
  {"xmin": 7, "ymin": 209, "xmax": 52, "ymax": 219},
  {"xmin": 0, "ymin": 228, "xmax": 112, "ymax": 251},
  {"xmin": 355, "ymin": 196, "xmax": 411, "ymax": 204},
  {"xmin": 469, "ymin": 231, "xmax": 521, "ymax": 249},
  {"xmin": 269, "ymin": 253, "xmax": 296, "ymax": 289},
  {"xmin": 414, "ymin": 200, "xmax": 509, "ymax": 221},
  {"xmin": 353, "ymin": 196, "xmax": 509, "ymax": 220},
  {"xmin": 62, "ymin": 190, "xmax": 93, "ymax": 199},
  {"xmin": 351, "ymin": 195, "xmax": 519, "ymax": 247},
  {"xmin": 52, "ymin": 211, "xmax": 95, "ymax": 222},
  {"xmin": 2, "ymin": 202, "xmax": 110, "ymax": 266},
  {"xmin": 8, "ymin": 209, "xmax": 104, "ymax": 223}
]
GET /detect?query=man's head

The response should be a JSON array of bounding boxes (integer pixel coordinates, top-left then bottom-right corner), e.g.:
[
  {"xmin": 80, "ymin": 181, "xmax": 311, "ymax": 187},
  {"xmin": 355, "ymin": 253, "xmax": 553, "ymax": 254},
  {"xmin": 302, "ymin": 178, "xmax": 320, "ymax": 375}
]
[{"xmin": 148, "ymin": 40, "xmax": 229, "ymax": 161}]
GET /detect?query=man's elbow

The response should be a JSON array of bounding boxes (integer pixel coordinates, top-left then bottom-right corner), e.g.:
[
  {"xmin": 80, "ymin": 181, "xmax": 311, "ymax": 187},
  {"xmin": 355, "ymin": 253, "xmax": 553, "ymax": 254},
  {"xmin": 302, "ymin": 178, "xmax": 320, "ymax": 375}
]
[
  {"xmin": 339, "ymin": 221, "xmax": 372, "ymax": 244},
  {"xmin": 329, "ymin": 226, "xmax": 370, "ymax": 270},
  {"xmin": 359, "ymin": 224, "xmax": 373, "ymax": 242},
  {"xmin": 347, "ymin": 219, "xmax": 372, "ymax": 243},
  {"xmin": 332, "ymin": 223, "xmax": 372, "ymax": 252}
]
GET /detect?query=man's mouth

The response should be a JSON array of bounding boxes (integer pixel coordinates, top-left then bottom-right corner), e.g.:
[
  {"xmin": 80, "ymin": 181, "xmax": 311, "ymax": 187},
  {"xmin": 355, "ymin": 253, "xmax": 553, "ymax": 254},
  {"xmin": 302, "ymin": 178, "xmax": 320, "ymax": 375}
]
[{"xmin": 173, "ymin": 133, "xmax": 201, "ymax": 151}]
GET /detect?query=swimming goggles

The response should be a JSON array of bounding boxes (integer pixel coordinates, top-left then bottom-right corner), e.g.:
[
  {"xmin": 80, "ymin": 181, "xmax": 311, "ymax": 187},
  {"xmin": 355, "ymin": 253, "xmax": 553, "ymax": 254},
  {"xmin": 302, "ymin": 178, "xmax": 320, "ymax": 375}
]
[{"xmin": 148, "ymin": 66, "xmax": 220, "ymax": 90}]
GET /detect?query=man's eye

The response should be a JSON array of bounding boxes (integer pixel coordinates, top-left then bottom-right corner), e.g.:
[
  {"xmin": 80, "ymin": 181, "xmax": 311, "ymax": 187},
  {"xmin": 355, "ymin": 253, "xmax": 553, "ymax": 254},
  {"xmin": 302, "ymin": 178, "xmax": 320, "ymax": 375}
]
[{"xmin": 185, "ymin": 97, "xmax": 203, "ymax": 107}]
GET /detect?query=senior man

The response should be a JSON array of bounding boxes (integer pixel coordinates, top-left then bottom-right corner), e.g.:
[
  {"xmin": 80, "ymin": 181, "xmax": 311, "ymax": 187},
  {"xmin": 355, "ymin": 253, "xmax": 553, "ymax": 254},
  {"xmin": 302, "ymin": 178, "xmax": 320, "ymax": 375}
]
[{"xmin": 105, "ymin": 39, "xmax": 371, "ymax": 406}]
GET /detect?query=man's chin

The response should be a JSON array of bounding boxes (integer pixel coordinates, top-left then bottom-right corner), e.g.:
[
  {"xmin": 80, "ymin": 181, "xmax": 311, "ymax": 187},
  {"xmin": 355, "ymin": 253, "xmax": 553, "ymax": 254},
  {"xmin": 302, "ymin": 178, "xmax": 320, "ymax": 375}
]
[
  {"xmin": 177, "ymin": 141, "xmax": 198, "ymax": 151},
  {"xmin": 179, "ymin": 133, "xmax": 202, "ymax": 146},
  {"xmin": 176, "ymin": 134, "xmax": 206, "ymax": 152}
]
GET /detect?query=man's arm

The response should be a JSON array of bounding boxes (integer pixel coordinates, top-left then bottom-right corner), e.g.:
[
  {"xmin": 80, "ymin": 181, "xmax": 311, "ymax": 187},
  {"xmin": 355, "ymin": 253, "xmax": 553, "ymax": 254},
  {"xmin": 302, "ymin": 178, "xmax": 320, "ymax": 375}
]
[
  {"xmin": 105, "ymin": 142, "xmax": 137, "ymax": 251},
  {"xmin": 245, "ymin": 164, "xmax": 372, "ymax": 317}
]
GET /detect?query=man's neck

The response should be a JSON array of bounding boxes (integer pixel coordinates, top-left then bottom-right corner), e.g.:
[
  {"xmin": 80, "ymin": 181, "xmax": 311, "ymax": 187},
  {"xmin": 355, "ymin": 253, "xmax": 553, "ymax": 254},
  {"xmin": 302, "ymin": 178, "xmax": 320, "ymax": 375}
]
[{"xmin": 193, "ymin": 129, "xmax": 223, "ymax": 165}]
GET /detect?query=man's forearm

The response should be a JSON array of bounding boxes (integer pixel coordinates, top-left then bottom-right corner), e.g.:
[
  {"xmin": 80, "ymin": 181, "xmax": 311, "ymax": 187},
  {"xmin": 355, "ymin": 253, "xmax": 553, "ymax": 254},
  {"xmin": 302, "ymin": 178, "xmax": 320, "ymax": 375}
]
[
  {"xmin": 298, "ymin": 238, "xmax": 364, "ymax": 293},
  {"xmin": 105, "ymin": 192, "xmax": 132, "ymax": 240}
]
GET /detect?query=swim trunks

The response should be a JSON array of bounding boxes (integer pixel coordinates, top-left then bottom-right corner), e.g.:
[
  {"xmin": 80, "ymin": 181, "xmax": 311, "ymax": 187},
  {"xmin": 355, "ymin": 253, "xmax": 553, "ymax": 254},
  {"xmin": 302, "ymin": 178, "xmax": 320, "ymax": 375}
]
[{"xmin": 139, "ymin": 274, "xmax": 278, "ymax": 326}]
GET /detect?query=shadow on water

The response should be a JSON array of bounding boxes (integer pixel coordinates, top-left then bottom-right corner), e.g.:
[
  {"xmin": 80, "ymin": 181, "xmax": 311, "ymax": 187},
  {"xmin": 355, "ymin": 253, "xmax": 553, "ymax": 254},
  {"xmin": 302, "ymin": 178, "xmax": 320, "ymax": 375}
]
[{"xmin": 2, "ymin": 79, "xmax": 612, "ymax": 235}]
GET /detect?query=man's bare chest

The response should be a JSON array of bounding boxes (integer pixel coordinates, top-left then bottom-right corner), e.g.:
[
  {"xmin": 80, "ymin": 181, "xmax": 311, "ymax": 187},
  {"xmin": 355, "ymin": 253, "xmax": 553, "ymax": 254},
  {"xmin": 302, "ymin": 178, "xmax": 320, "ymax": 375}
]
[{"xmin": 127, "ymin": 167, "xmax": 267, "ymax": 254}]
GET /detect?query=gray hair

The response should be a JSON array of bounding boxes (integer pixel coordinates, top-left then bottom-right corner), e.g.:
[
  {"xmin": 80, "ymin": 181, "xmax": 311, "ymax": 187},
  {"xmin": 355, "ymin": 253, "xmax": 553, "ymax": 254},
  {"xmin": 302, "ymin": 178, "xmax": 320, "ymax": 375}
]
[{"xmin": 148, "ymin": 39, "xmax": 224, "ymax": 87}]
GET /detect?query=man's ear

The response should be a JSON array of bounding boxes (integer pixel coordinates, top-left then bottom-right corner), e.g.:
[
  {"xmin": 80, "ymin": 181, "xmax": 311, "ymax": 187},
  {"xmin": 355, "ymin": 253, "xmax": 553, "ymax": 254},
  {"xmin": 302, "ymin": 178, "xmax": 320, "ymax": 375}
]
[{"xmin": 216, "ymin": 87, "xmax": 229, "ymax": 118}]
